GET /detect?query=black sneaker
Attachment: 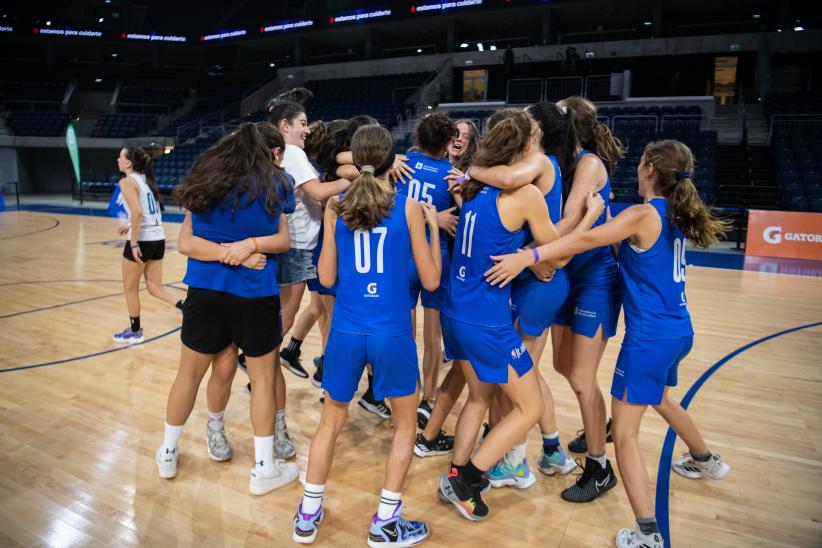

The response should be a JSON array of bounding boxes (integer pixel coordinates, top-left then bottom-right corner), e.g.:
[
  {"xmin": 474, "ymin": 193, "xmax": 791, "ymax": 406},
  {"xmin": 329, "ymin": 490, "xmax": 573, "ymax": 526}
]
[
  {"xmin": 311, "ymin": 356, "xmax": 323, "ymax": 388},
  {"xmin": 416, "ymin": 399, "xmax": 433, "ymax": 429},
  {"xmin": 413, "ymin": 431, "xmax": 454, "ymax": 457},
  {"xmin": 438, "ymin": 469, "xmax": 489, "ymax": 521},
  {"xmin": 560, "ymin": 456, "xmax": 617, "ymax": 503},
  {"xmin": 567, "ymin": 418, "xmax": 614, "ymax": 453},
  {"xmin": 358, "ymin": 391, "xmax": 391, "ymax": 419},
  {"xmin": 280, "ymin": 347, "xmax": 309, "ymax": 378}
]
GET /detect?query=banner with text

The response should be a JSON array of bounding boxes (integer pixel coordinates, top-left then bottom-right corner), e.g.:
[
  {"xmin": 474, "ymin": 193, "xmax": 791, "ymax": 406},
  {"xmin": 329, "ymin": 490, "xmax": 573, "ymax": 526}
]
[{"xmin": 745, "ymin": 209, "xmax": 822, "ymax": 261}]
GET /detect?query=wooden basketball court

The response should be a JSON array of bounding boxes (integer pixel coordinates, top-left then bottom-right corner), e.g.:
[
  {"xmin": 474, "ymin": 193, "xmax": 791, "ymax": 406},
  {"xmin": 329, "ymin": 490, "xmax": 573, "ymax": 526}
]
[{"xmin": 1, "ymin": 210, "xmax": 820, "ymax": 547}]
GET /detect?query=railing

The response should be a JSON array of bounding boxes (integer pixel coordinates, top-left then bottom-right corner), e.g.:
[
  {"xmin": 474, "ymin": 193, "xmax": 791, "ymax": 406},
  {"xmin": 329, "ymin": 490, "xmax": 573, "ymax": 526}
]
[
  {"xmin": 543, "ymin": 76, "xmax": 583, "ymax": 101},
  {"xmin": 769, "ymin": 115, "xmax": 822, "ymax": 144},
  {"xmin": 660, "ymin": 115, "xmax": 701, "ymax": 133},
  {"xmin": 506, "ymin": 78, "xmax": 543, "ymax": 104},
  {"xmin": 584, "ymin": 74, "xmax": 615, "ymax": 101}
]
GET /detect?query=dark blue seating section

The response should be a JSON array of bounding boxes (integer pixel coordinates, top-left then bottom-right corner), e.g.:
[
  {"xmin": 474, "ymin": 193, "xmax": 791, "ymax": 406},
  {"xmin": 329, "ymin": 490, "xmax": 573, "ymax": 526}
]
[
  {"xmin": 151, "ymin": 132, "xmax": 222, "ymax": 192},
  {"xmin": 764, "ymin": 93, "xmax": 822, "ymax": 122},
  {"xmin": 611, "ymin": 129, "xmax": 716, "ymax": 205},
  {"xmin": 0, "ymin": 80, "xmax": 66, "ymax": 107},
  {"xmin": 118, "ymin": 85, "xmax": 191, "ymax": 114},
  {"xmin": 772, "ymin": 127, "xmax": 822, "ymax": 213},
  {"xmin": 156, "ymin": 84, "xmax": 253, "ymax": 137},
  {"xmin": 305, "ymin": 72, "xmax": 432, "ymax": 128},
  {"xmin": 92, "ymin": 113, "xmax": 158, "ymax": 138},
  {"xmin": 5, "ymin": 110, "xmax": 68, "ymax": 136}
]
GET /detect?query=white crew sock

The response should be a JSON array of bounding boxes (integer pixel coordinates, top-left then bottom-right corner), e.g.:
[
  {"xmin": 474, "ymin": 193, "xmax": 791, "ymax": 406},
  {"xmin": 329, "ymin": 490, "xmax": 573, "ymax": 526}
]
[
  {"xmin": 301, "ymin": 482, "xmax": 325, "ymax": 515},
  {"xmin": 377, "ymin": 489, "xmax": 402, "ymax": 520},
  {"xmin": 254, "ymin": 435, "xmax": 275, "ymax": 474},
  {"xmin": 207, "ymin": 410, "xmax": 224, "ymax": 432},
  {"xmin": 589, "ymin": 452, "xmax": 607, "ymax": 469},
  {"xmin": 507, "ymin": 443, "xmax": 527, "ymax": 464},
  {"xmin": 162, "ymin": 422, "xmax": 184, "ymax": 451}
]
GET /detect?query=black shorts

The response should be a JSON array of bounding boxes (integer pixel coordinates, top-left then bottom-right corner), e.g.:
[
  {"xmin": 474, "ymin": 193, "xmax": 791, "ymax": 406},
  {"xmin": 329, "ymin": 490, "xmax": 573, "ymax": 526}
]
[
  {"xmin": 180, "ymin": 287, "xmax": 282, "ymax": 357},
  {"xmin": 123, "ymin": 240, "xmax": 166, "ymax": 262}
]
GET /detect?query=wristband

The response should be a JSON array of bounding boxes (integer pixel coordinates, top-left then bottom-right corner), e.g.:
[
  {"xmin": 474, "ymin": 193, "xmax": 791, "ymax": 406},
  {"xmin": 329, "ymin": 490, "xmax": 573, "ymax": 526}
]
[
  {"xmin": 251, "ymin": 237, "xmax": 260, "ymax": 253},
  {"xmin": 531, "ymin": 247, "xmax": 539, "ymax": 264},
  {"xmin": 453, "ymin": 175, "xmax": 466, "ymax": 185},
  {"xmin": 131, "ymin": 243, "xmax": 140, "ymax": 249}
]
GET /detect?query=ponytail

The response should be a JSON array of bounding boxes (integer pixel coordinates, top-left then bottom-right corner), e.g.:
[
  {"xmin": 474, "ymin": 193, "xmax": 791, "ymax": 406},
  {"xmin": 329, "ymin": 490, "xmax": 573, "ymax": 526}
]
[
  {"xmin": 562, "ymin": 95, "xmax": 625, "ymax": 177},
  {"xmin": 332, "ymin": 125, "xmax": 396, "ymax": 231},
  {"xmin": 592, "ymin": 122, "xmax": 625, "ymax": 176},
  {"xmin": 644, "ymin": 140, "xmax": 730, "ymax": 249},
  {"xmin": 525, "ymin": 102, "xmax": 579, "ymax": 199},
  {"xmin": 124, "ymin": 146, "xmax": 160, "ymax": 200}
]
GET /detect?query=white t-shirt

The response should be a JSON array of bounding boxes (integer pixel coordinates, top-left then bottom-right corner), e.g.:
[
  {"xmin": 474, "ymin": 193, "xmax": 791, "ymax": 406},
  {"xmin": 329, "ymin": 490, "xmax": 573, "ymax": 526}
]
[{"xmin": 282, "ymin": 144, "xmax": 322, "ymax": 250}]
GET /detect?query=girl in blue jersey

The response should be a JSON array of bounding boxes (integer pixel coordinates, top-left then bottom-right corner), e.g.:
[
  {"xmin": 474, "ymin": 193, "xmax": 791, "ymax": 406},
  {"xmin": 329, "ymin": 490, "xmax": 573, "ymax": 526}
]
[
  {"xmin": 292, "ymin": 125, "xmax": 442, "ymax": 547},
  {"xmin": 395, "ymin": 112, "xmax": 460, "ymax": 426},
  {"xmin": 438, "ymin": 109, "xmax": 604, "ymax": 521},
  {"xmin": 486, "ymin": 139, "xmax": 731, "ymax": 548},
  {"xmin": 157, "ymin": 123, "xmax": 299, "ymax": 496},
  {"xmin": 467, "ymin": 103, "xmax": 585, "ymax": 486}
]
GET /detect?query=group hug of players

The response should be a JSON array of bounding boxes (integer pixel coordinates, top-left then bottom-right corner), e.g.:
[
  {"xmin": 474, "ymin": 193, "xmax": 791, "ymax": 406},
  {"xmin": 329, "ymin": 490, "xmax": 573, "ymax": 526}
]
[{"xmin": 116, "ymin": 86, "xmax": 731, "ymax": 548}]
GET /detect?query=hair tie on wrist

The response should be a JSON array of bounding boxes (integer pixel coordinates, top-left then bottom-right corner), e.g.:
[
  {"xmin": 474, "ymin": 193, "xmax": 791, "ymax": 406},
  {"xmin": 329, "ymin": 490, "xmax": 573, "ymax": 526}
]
[
  {"xmin": 675, "ymin": 171, "xmax": 691, "ymax": 181},
  {"xmin": 531, "ymin": 247, "xmax": 540, "ymax": 264},
  {"xmin": 361, "ymin": 165, "xmax": 375, "ymax": 174},
  {"xmin": 131, "ymin": 243, "xmax": 140, "ymax": 248}
]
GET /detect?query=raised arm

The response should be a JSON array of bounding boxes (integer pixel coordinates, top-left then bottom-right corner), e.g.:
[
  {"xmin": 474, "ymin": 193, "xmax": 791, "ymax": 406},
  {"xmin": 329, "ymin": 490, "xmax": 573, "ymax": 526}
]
[
  {"xmin": 467, "ymin": 151, "xmax": 546, "ymax": 190},
  {"xmin": 318, "ymin": 202, "xmax": 339, "ymax": 288},
  {"xmin": 300, "ymin": 177, "xmax": 352, "ymax": 202},
  {"xmin": 407, "ymin": 200, "xmax": 442, "ymax": 291}
]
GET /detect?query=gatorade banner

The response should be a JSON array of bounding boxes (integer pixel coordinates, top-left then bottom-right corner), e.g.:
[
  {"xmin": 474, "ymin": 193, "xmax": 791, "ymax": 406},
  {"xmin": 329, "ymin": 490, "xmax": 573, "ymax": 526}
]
[
  {"xmin": 65, "ymin": 123, "xmax": 81, "ymax": 185},
  {"xmin": 745, "ymin": 209, "xmax": 822, "ymax": 261}
]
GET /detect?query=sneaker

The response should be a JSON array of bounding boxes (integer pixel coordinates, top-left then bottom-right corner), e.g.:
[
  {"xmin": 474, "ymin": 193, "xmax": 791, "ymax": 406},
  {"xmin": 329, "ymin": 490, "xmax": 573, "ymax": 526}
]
[
  {"xmin": 367, "ymin": 504, "xmax": 430, "ymax": 547},
  {"xmin": 274, "ymin": 429, "xmax": 297, "ymax": 460},
  {"xmin": 568, "ymin": 418, "xmax": 614, "ymax": 453},
  {"xmin": 438, "ymin": 469, "xmax": 489, "ymax": 521},
  {"xmin": 672, "ymin": 453, "xmax": 730, "ymax": 480},
  {"xmin": 280, "ymin": 347, "xmax": 309, "ymax": 378},
  {"xmin": 293, "ymin": 501, "xmax": 324, "ymax": 544},
  {"xmin": 538, "ymin": 446, "xmax": 577, "ymax": 475},
  {"xmin": 413, "ymin": 431, "xmax": 454, "ymax": 458},
  {"xmin": 486, "ymin": 457, "xmax": 537, "ymax": 489},
  {"xmin": 156, "ymin": 446, "xmax": 178, "ymax": 479},
  {"xmin": 311, "ymin": 356, "xmax": 323, "ymax": 389},
  {"xmin": 416, "ymin": 399, "xmax": 433, "ymax": 429},
  {"xmin": 359, "ymin": 392, "xmax": 391, "ymax": 419},
  {"xmin": 560, "ymin": 456, "xmax": 617, "ymax": 503},
  {"xmin": 113, "ymin": 327, "xmax": 144, "ymax": 345},
  {"xmin": 249, "ymin": 460, "xmax": 298, "ymax": 495},
  {"xmin": 206, "ymin": 426, "xmax": 233, "ymax": 462},
  {"xmin": 615, "ymin": 527, "xmax": 664, "ymax": 548}
]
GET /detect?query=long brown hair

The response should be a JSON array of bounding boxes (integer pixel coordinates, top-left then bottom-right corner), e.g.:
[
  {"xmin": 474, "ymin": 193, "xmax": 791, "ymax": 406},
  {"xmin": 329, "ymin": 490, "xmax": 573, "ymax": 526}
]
[
  {"xmin": 303, "ymin": 120, "xmax": 327, "ymax": 162},
  {"xmin": 525, "ymin": 102, "xmax": 578, "ymax": 196},
  {"xmin": 254, "ymin": 121, "xmax": 294, "ymax": 195},
  {"xmin": 332, "ymin": 125, "xmax": 396, "ymax": 231},
  {"xmin": 451, "ymin": 119, "xmax": 479, "ymax": 172},
  {"xmin": 124, "ymin": 147, "xmax": 159, "ymax": 201},
  {"xmin": 463, "ymin": 109, "xmax": 531, "ymax": 201},
  {"xmin": 173, "ymin": 122, "xmax": 284, "ymax": 216},
  {"xmin": 562, "ymin": 95, "xmax": 624, "ymax": 176},
  {"xmin": 643, "ymin": 139, "xmax": 729, "ymax": 248}
]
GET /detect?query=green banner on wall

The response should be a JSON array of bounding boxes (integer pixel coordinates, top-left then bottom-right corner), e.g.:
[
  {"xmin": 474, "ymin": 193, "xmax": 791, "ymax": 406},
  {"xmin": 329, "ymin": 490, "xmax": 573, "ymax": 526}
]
[{"xmin": 65, "ymin": 123, "xmax": 81, "ymax": 185}]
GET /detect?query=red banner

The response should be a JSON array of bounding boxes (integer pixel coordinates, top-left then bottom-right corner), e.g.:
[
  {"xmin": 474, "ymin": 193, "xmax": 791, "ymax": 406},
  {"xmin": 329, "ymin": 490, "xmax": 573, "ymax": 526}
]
[{"xmin": 746, "ymin": 210, "xmax": 822, "ymax": 261}]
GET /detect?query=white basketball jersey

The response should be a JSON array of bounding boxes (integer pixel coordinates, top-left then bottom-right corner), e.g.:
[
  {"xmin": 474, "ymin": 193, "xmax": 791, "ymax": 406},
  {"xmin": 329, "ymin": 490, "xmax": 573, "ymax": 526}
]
[{"xmin": 121, "ymin": 172, "xmax": 164, "ymax": 241}]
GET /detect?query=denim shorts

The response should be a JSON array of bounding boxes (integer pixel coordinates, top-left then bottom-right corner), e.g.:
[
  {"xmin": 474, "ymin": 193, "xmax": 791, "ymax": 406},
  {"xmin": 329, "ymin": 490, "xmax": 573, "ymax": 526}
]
[{"xmin": 276, "ymin": 247, "xmax": 317, "ymax": 286}]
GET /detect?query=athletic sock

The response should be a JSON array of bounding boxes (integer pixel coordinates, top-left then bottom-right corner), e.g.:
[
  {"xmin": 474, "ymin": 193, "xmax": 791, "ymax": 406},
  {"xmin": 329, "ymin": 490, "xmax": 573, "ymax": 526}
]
[
  {"xmin": 542, "ymin": 431, "xmax": 560, "ymax": 455},
  {"xmin": 253, "ymin": 435, "xmax": 275, "ymax": 474},
  {"xmin": 507, "ymin": 443, "xmax": 527, "ymax": 464},
  {"xmin": 461, "ymin": 459, "xmax": 485, "ymax": 486},
  {"xmin": 162, "ymin": 422, "xmax": 183, "ymax": 451},
  {"xmin": 275, "ymin": 409, "xmax": 287, "ymax": 433},
  {"xmin": 286, "ymin": 337, "xmax": 303, "ymax": 353},
  {"xmin": 589, "ymin": 452, "xmax": 607, "ymax": 469},
  {"xmin": 301, "ymin": 482, "xmax": 325, "ymax": 514},
  {"xmin": 207, "ymin": 410, "xmax": 224, "ymax": 432},
  {"xmin": 691, "ymin": 451, "xmax": 711, "ymax": 462},
  {"xmin": 175, "ymin": 299, "xmax": 185, "ymax": 311},
  {"xmin": 637, "ymin": 516, "xmax": 659, "ymax": 535},
  {"xmin": 130, "ymin": 316, "xmax": 141, "ymax": 332},
  {"xmin": 377, "ymin": 489, "xmax": 402, "ymax": 520},
  {"xmin": 367, "ymin": 372, "xmax": 375, "ymax": 392},
  {"xmin": 450, "ymin": 462, "xmax": 464, "ymax": 474}
]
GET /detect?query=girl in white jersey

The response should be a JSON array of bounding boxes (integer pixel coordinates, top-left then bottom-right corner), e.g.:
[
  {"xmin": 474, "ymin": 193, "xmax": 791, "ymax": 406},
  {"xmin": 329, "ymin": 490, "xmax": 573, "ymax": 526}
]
[{"xmin": 114, "ymin": 147, "xmax": 184, "ymax": 344}]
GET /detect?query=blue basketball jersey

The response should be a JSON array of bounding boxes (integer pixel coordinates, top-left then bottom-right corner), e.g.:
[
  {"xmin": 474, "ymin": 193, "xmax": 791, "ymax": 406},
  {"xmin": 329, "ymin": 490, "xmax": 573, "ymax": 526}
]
[
  {"xmin": 444, "ymin": 186, "xmax": 526, "ymax": 327},
  {"xmin": 331, "ymin": 193, "xmax": 412, "ymax": 336},
  {"xmin": 397, "ymin": 151, "xmax": 452, "ymax": 249},
  {"xmin": 617, "ymin": 198, "xmax": 693, "ymax": 340},
  {"xmin": 563, "ymin": 149, "xmax": 617, "ymax": 284}
]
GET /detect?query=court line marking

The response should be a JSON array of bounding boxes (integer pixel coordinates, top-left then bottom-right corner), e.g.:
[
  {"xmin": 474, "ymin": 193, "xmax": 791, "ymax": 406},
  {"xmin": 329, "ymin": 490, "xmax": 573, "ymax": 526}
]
[
  {"xmin": 0, "ymin": 280, "xmax": 186, "ymax": 320},
  {"xmin": 0, "ymin": 214, "xmax": 61, "ymax": 240},
  {"xmin": 0, "ymin": 326, "xmax": 182, "ymax": 374},
  {"xmin": 656, "ymin": 320, "xmax": 822, "ymax": 548},
  {"xmin": 0, "ymin": 279, "xmax": 122, "ymax": 287}
]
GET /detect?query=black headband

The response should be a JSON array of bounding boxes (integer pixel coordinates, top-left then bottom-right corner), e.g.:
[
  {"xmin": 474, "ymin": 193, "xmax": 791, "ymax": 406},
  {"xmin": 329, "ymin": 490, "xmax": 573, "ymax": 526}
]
[{"xmin": 675, "ymin": 171, "xmax": 691, "ymax": 181}]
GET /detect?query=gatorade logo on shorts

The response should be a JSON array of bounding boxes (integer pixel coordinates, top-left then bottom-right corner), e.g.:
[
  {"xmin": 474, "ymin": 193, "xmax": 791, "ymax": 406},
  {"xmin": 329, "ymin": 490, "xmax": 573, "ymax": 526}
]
[{"xmin": 457, "ymin": 265, "xmax": 466, "ymax": 280}]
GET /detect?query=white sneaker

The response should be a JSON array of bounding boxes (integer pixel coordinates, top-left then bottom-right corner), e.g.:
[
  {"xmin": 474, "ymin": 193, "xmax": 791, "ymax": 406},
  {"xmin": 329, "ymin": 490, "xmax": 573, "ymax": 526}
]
[
  {"xmin": 671, "ymin": 452, "xmax": 730, "ymax": 480},
  {"xmin": 249, "ymin": 460, "xmax": 299, "ymax": 495},
  {"xmin": 206, "ymin": 427, "xmax": 233, "ymax": 462},
  {"xmin": 615, "ymin": 528, "xmax": 664, "ymax": 548},
  {"xmin": 156, "ymin": 446, "xmax": 178, "ymax": 479}
]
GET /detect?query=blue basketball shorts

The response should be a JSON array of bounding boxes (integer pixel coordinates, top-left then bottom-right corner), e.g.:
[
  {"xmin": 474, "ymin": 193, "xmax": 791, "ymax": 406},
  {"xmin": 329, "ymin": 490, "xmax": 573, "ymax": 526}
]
[
  {"xmin": 610, "ymin": 335, "xmax": 694, "ymax": 406},
  {"xmin": 409, "ymin": 247, "xmax": 450, "ymax": 310},
  {"xmin": 554, "ymin": 277, "xmax": 622, "ymax": 338},
  {"xmin": 511, "ymin": 271, "xmax": 570, "ymax": 337}
]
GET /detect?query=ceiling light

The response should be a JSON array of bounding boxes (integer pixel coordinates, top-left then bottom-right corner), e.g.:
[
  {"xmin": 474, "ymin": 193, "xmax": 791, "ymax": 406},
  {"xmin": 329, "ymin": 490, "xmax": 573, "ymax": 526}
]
[
  {"xmin": 98, "ymin": 17, "xmax": 104, "ymax": 23},
  {"xmin": 477, "ymin": 42, "xmax": 484, "ymax": 51},
  {"xmin": 111, "ymin": 53, "xmax": 118, "ymax": 58},
  {"xmin": 752, "ymin": 13, "xmax": 761, "ymax": 19},
  {"xmin": 46, "ymin": 20, "xmax": 51, "ymax": 26},
  {"xmin": 95, "ymin": 78, "xmax": 102, "ymax": 83},
  {"xmin": 460, "ymin": 42, "xmax": 468, "ymax": 48},
  {"xmin": 269, "ymin": 62, "xmax": 276, "ymax": 67},
  {"xmin": 416, "ymin": 48, "xmax": 422, "ymax": 53},
  {"xmin": 643, "ymin": 21, "xmax": 652, "ymax": 26},
  {"xmin": 489, "ymin": 45, "xmax": 497, "ymax": 51},
  {"xmin": 794, "ymin": 25, "xmax": 804, "ymax": 31}
]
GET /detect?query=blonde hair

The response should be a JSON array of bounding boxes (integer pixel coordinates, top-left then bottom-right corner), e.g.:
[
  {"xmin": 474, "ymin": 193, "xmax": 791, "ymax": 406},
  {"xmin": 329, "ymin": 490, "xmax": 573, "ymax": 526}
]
[
  {"xmin": 643, "ymin": 139, "xmax": 730, "ymax": 248},
  {"xmin": 332, "ymin": 125, "xmax": 396, "ymax": 231}
]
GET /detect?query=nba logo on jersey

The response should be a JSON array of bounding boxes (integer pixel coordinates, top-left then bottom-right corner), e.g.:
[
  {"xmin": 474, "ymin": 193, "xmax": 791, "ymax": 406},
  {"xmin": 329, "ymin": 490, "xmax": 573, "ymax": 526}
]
[{"xmin": 366, "ymin": 282, "xmax": 378, "ymax": 297}]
